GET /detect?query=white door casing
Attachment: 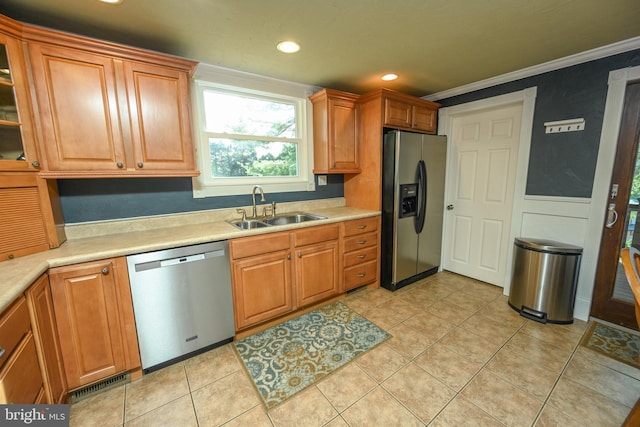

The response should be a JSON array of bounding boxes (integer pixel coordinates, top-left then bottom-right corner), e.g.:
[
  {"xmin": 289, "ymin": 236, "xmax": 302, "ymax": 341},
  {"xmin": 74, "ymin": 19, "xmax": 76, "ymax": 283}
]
[{"xmin": 438, "ymin": 88, "xmax": 537, "ymax": 290}]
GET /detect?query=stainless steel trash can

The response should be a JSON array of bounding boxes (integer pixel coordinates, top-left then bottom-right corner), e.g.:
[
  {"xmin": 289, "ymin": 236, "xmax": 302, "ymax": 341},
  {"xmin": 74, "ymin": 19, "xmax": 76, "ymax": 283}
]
[{"xmin": 508, "ymin": 238, "xmax": 582, "ymax": 324}]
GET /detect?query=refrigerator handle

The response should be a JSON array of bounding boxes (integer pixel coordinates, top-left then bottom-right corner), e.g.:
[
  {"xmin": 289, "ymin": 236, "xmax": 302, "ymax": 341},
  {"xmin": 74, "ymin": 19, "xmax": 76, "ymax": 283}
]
[{"xmin": 415, "ymin": 159, "xmax": 427, "ymax": 234}]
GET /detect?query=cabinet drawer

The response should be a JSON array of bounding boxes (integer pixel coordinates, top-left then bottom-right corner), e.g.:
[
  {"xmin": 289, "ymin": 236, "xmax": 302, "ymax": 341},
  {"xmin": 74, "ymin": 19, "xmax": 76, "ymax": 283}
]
[
  {"xmin": 230, "ymin": 232, "xmax": 290, "ymax": 259},
  {"xmin": 0, "ymin": 333, "xmax": 43, "ymax": 404},
  {"xmin": 343, "ymin": 217, "xmax": 379, "ymax": 237},
  {"xmin": 343, "ymin": 246, "xmax": 378, "ymax": 268},
  {"xmin": 0, "ymin": 297, "xmax": 30, "ymax": 370},
  {"xmin": 343, "ymin": 232, "xmax": 378, "ymax": 253},
  {"xmin": 293, "ymin": 224, "xmax": 339, "ymax": 247},
  {"xmin": 343, "ymin": 260, "xmax": 377, "ymax": 290}
]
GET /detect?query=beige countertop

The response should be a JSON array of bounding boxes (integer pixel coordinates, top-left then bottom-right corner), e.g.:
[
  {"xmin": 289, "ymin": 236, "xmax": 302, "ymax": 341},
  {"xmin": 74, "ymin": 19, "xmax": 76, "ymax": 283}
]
[{"xmin": 0, "ymin": 199, "xmax": 379, "ymax": 311}]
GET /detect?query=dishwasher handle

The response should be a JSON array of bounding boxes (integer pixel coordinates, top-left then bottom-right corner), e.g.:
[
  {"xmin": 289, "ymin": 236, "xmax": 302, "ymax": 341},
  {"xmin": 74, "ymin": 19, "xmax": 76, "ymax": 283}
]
[
  {"xmin": 160, "ymin": 253, "xmax": 206, "ymax": 267},
  {"xmin": 134, "ymin": 249, "xmax": 226, "ymax": 272}
]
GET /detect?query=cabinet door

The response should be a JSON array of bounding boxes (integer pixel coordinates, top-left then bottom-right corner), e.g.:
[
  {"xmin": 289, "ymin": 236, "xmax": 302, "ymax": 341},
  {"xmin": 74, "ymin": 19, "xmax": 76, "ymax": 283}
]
[
  {"xmin": 383, "ymin": 98, "xmax": 412, "ymax": 128},
  {"xmin": 28, "ymin": 43, "xmax": 126, "ymax": 172},
  {"xmin": 232, "ymin": 250, "xmax": 293, "ymax": 330},
  {"xmin": 0, "ymin": 33, "xmax": 40, "ymax": 171},
  {"xmin": 49, "ymin": 259, "xmax": 129, "ymax": 389},
  {"xmin": 26, "ymin": 274, "xmax": 67, "ymax": 404},
  {"xmin": 412, "ymin": 105, "xmax": 437, "ymax": 133},
  {"xmin": 123, "ymin": 61, "xmax": 195, "ymax": 173},
  {"xmin": 0, "ymin": 174, "xmax": 49, "ymax": 261},
  {"xmin": 295, "ymin": 241, "xmax": 339, "ymax": 307},
  {"xmin": 328, "ymin": 96, "xmax": 359, "ymax": 171}
]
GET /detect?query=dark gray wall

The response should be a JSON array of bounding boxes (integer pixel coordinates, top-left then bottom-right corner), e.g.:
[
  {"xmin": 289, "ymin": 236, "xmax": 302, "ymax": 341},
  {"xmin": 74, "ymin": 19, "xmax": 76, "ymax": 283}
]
[
  {"xmin": 58, "ymin": 175, "xmax": 343, "ymax": 223},
  {"xmin": 438, "ymin": 49, "xmax": 640, "ymax": 198}
]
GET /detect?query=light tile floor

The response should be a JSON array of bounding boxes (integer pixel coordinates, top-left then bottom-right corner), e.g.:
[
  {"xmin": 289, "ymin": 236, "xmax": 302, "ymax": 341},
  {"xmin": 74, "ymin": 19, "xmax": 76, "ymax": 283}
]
[{"xmin": 69, "ymin": 272, "xmax": 640, "ymax": 426}]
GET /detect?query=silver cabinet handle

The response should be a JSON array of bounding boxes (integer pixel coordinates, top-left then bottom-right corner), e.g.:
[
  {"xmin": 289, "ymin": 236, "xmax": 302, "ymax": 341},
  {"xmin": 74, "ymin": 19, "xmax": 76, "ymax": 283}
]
[
  {"xmin": 356, "ymin": 240, "xmax": 366, "ymax": 245},
  {"xmin": 0, "ymin": 347, "xmax": 5, "ymax": 359},
  {"xmin": 32, "ymin": 161, "xmax": 40, "ymax": 168},
  {"xmin": 298, "ymin": 252, "xmax": 302, "ymax": 258},
  {"xmin": 357, "ymin": 254, "xmax": 366, "ymax": 259},
  {"xmin": 356, "ymin": 273, "xmax": 366, "ymax": 278},
  {"xmin": 101, "ymin": 268, "xmax": 109, "ymax": 275},
  {"xmin": 116, "ymin": 162, "xmax": 124, "ymax": 168},
  {"xmin": 137, "ymin": 162, "xmax": 144, "ymax": 168},
  {"xmin": 357, "ymin": 225, "xmax": 367, "ymax": 229}
]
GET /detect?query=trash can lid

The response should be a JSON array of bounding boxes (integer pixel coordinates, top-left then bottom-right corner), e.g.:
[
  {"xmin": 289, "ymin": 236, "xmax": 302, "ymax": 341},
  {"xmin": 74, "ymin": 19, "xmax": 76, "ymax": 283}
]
[{"xmin": 514, "ymin": 237, "xmax": 583, "ymax": 254}]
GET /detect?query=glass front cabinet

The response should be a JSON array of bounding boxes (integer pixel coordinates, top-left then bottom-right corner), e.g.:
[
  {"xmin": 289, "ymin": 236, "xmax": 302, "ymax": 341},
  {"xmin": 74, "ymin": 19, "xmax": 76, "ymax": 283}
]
[{"xmin": 0, "ymin": 31, "xmax": 39, "ymax": 171}]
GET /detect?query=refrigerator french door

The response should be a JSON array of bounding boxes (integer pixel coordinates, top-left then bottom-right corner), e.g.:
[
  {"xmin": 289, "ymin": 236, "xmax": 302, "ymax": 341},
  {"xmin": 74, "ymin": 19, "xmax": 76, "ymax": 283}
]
[{"xmin": 381, "ymin": 130, "xmax": 447, "ymax": 291}]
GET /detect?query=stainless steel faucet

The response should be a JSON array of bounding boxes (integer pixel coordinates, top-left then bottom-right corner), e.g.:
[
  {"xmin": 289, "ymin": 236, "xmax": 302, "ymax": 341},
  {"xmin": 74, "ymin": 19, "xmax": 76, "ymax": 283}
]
[{"xmin": 251, "ymin": 185, "xmax": 266, "ymax": 218}]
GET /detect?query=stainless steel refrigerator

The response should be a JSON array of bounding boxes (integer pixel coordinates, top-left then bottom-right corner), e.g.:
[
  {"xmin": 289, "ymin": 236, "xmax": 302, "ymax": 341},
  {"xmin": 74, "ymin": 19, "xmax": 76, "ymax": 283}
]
[{"xmin": 381, "ymin": 130, "xmax": 447, "ymax": 291}]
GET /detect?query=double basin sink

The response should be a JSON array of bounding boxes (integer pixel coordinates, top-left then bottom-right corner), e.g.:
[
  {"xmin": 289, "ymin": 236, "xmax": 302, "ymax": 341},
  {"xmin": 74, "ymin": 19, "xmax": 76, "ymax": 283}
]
[{"xmin": 228, "ymin": 212, "xmax": 327, "ymax": 230}]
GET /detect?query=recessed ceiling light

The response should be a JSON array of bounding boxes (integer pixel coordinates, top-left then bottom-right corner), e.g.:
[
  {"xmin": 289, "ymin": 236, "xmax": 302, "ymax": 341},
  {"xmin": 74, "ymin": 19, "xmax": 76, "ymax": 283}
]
[
  {"xmin": 99, "ymin": 0, "xmax": 123, "ymax": 4},
  {"xmin": 381, "ymin": 73, "xmax": 398, "ymax": 81},
  {"xmin": 276, "ymin": 41, "xmax": 300, "ymax": 54}
]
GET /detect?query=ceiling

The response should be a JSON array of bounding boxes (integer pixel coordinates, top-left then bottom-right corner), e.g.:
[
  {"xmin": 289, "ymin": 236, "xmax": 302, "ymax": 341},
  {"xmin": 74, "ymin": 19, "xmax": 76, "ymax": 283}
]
[{"xmin": 1, "ymin": 0, "xmax": 640, "ymax": 98}]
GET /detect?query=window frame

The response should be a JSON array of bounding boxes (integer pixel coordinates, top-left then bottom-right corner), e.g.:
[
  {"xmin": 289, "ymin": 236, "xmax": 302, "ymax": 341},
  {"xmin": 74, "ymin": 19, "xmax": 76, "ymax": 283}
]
[{"xmin": 191, "ymin": 64, "xmax": 317, "ymax": 198}]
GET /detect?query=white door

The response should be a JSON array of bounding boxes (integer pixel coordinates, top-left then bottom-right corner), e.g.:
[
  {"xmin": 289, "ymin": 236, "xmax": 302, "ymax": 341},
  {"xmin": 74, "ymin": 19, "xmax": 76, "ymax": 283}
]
[{"xmin": 443, "ymin": 103, "xmax": 522, "ymax": 286}]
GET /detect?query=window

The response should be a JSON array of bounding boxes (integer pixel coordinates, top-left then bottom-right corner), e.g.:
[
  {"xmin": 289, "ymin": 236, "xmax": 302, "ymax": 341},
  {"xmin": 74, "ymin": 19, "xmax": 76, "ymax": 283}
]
[{"xmin": 192, "ymin": 65, "xmax": 316, "ymax": 198}]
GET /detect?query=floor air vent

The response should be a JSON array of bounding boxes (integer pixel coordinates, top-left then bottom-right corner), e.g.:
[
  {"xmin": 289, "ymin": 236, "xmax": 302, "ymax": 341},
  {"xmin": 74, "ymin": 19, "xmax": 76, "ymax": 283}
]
[{"xmin": 70, "ymin": 372, "xmax": 131, "ymax": 403}]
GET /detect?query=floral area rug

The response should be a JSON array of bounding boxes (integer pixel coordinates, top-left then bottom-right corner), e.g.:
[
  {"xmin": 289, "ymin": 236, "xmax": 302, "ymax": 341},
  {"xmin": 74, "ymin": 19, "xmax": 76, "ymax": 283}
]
[
  {"xmin": 233, "ymin": 301, "xmax": 389, "ymax": 409},
  {"xmin": 581, "ymin": 321, "xmax": 640, "ymax": 369}
]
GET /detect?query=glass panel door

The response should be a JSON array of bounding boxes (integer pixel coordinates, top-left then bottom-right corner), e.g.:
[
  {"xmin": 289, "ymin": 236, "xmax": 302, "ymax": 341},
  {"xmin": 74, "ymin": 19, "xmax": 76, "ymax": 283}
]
[{"xmin": 0, "ymin": 43, "xmax": 26, "ymax": 163}]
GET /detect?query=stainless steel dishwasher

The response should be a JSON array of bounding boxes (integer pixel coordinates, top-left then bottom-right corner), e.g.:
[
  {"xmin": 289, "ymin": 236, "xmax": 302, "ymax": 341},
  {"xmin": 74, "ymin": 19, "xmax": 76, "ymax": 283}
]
[{"xmin": 126, "ymin": 240, "xmax": 235, "ymax": 372}]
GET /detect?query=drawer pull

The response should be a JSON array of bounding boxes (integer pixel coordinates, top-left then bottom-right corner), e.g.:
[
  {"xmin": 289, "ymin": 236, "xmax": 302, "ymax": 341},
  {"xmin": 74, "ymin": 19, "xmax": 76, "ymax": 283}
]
[
  {"xmin": 357, "ymin": 225, "xmax": 367, "ymax": 229},
  {"xmin": 357, "ymin": 254, "xmax": 367, "ymax": 259},
  {"xmin": 0, "ymin": 347, "xmax": 5, "ymax": 359},
  {"xmin": 356, "ymin": 273, "xmax": 366, "ymax": 278},
  {"xmin": 101, "ymin": 268, "xmax": 109, "ymax": 275},
  {"xmin": 356, "ymin": 240, "xmax": 366, "ymax": 245}
]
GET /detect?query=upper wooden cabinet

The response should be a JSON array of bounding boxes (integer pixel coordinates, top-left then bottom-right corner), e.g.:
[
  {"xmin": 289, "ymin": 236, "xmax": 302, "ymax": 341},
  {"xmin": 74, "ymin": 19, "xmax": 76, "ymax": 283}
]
[
  {"xmin": 0, "ymin": 17, "xmax": 41, "ymax": 172},
  {"xmin": 382, "ymin": 90, "xmax": 440, "ymax": 133},
  {"xmin": 310, "ymin": 89, "xmax": 360, "ymax": 174},
  {"xmin": 24, "ymin": 28, "xmax": 198, "ymax": 178},
  {"xmin": 344, "ymin": 89, "xmax": 441, "ymax": 211}
]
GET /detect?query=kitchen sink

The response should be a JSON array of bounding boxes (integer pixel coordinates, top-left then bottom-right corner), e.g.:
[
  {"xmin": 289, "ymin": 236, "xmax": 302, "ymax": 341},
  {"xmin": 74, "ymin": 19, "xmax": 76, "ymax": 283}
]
[
  {"xmin": 227, "ymin": 212, "xmax": 327, "ymax": 230},
  {"xmin": 230, "ymin": 220, "xmax": 270, "ymax": 230},
  {"xmin": 263, "ymin": 212, "xmax": 327, "ymax": 226}
]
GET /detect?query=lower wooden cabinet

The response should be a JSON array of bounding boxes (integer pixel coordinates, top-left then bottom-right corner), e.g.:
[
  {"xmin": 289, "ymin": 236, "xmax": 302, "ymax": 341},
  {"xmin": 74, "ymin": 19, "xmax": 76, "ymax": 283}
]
[
  {"xmin": 293, "ymin": 225, "xmax": 340, "ymax": 307},
  {"xmin": 230, "ymin": 232, "xmax": 293, "ymax": 330},
  {"xmin": 0, "ymin": 296, "xmax": 44, "ymax": 404},
  {"xmin": 341, "ymin": 217, "xmax": 380, "ymax": 291},
  {"xmin": 230, "ymin": 223, "xmax": 340, "ymax": 331},
  {"xmin": 49, "ymin": 257, "xmax": 141, "ymax": 390},
  {"xmin": 26, "ymin": 273, "xmax": 67, "ymax": 403}
]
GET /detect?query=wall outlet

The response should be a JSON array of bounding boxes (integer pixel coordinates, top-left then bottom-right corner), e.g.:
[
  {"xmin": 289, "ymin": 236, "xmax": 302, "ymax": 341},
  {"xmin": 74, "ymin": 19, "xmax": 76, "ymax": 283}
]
[{"xmin": 317, "ymin": 175, "xmax": 327, "ymax": 186}]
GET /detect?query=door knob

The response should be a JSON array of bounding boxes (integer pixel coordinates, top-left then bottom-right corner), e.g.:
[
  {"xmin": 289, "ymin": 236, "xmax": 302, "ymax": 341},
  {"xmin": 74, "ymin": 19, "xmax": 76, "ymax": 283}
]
[{"xmin": 446, "ymin": 205, "xmax": 454, "ymax": 210}]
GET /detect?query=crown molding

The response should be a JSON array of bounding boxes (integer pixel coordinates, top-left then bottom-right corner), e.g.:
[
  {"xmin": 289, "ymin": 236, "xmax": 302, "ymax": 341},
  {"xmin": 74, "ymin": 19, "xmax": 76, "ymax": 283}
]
[{"xmin": 424, "ymin": 36, "xmax": 640, "ymax": 101}]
